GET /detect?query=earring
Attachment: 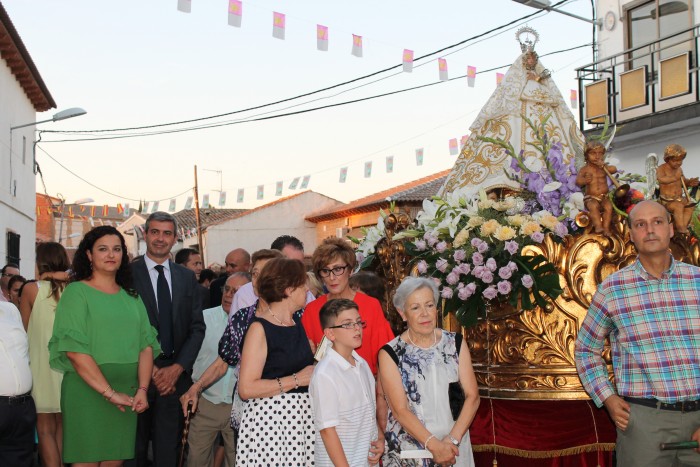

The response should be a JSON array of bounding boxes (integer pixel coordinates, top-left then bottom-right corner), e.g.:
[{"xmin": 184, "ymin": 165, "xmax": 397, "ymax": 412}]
[{"xmin": 89, "ymin": 262, "xmax": 93, "ymax": 271}]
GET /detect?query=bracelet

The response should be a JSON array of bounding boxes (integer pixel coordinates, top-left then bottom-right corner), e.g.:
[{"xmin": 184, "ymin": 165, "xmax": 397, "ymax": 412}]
[
  {"xmin": 138, "ymin": 386, "xmax": 148, "ymax": 393},
  {"xmin": 101, "ymin": 385, "xmax": 112, "ymax": 396},
  {"xmin": 292, "ymin": 373, "xmax": 299, "ymax": 390},
  {"xmin": 105, "ymin": 389, "xmax": 116, "ymax": 401},
  {"xmin": 424, "ymin": 434, "xmax": 436, "ymax": 450},
  {"xmin": 276, "ymin": 377, "xmax": 284, "ymax": 395}
]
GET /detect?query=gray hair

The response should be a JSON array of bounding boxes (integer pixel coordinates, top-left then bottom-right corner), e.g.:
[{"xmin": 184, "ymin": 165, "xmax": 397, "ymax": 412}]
[
  {"xmin": 228, "ymin": 271, "xmax": 252, "ymax": 282},
  {"xmin": 392, "ymin": 276, "xmax": 439, "ymax": 311},
  {"xmin": 145, "ymin": 211, "xmax": 178, "ymax": 235}
]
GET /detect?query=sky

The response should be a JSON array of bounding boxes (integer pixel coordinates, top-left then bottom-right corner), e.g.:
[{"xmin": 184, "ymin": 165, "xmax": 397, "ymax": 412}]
[{"xmin": 4, "ymin": 0, "xmax": 595, "ymax": 210}]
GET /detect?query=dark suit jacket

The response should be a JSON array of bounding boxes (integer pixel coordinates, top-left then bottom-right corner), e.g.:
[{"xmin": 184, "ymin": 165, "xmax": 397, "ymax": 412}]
[{"xmin": 130, "ymin": 258, "xmax": 205, "ymax": 373}]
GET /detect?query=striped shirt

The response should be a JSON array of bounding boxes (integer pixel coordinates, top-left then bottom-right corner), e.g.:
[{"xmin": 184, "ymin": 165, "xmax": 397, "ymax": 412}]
[
  {"xmin": 310, "ymin": 348, "xmax": 377, "ymax": 467},
  {"xmin": 575, "ymin": 257, "xmax": 700, "ymax": 407}
]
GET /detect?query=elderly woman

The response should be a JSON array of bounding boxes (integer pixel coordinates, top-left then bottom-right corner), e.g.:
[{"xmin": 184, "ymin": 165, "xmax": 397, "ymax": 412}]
[{"xmin": 379, "ymin": 277, "xmax": 479, "ymax": 466}]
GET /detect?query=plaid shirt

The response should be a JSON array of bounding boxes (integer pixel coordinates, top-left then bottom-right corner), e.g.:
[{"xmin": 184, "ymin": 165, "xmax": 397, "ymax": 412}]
[{"xmin": 575, "ymin": 256, "xmax": 700, "ymax": 407}]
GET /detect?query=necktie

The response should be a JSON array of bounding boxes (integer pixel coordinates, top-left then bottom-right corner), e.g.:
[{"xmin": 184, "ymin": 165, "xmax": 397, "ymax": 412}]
[{"xmin": 154, "ymin": 264, "xmax": 174, "ymax": 356}]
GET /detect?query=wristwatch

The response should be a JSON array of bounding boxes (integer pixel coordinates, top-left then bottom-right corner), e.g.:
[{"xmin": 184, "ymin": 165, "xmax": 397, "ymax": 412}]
[{"xmin": 448, "ymin": 435, "xmax": 461, "ymax": 447}]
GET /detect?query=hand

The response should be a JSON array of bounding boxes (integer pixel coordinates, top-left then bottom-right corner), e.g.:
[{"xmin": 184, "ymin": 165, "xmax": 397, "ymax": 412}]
[
  {"xmin": 687, "ymin": 177, "xmax": 699, "ymax": 187},
  {"xmin": 368, "ymin": 436, "xmax": 384, "ymax": 465},
  {"xmin": 180, "ymin": 383, "xmax": 201, "ymax": 416},
  {"xmin": 108, "ymin": 391, "xmax": 133, "ymax": 413},
  {"xmin": 153, "ymin": 364, "xmax": 183, "ymax": 396},
  {"xmin": 584, "ymin": 172, "xmax": 593, "ymax": 183},
  {"xmin": 293, "ymin": 365, "xmax": 315, "ymax": 387},
  {"xmin": 603, "ymin": 394, "xmax": 631, "ymax": 431},
  {"xmin": 691, "ymin": 427, "xmax": 700, "ymax": 454},
  {"xmin": 131, "ymin": 390, "xmax": 149, "ymax": 413},
  {"xmin": 427, "ymin": 438, "xmax": 458, "ymax": 465}
]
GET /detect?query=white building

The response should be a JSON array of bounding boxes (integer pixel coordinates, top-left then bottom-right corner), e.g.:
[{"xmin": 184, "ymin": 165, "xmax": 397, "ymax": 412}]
[
  {"xmin": 579, "ymin": 0, "xmax": 699, "ymax": 177},
  {"xmin": 0, "ymin": 5, "xmax": 56, "ymax": 275}
]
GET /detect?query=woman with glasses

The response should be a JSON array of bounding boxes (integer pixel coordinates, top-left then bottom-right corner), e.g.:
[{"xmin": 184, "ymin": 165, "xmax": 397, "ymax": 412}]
[
  {"xmin": 379, "ymin": 277, "xmax": 479, "ymax": 466},
  {"xmin": 302, "ymin": 237, "xmax": 394, "ymax": 376}
]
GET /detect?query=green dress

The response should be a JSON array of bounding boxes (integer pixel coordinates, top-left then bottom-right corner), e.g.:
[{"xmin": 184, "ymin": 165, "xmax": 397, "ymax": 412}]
[{"xmin": 49, "ymin": 282, "xmax": 160, "ymax": 463}]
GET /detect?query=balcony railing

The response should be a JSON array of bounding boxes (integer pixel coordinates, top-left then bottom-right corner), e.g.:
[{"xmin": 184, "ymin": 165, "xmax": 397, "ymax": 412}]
[{"xmin": 576, "ymin": 24, "xmax": 700, "ymax": 132}]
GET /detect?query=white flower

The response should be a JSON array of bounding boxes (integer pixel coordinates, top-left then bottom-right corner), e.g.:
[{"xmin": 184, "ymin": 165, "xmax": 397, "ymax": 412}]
[
  {"xmin": 523, "ymin": 156, "xmax": 544, "ymax": 172},
  {"xmin": 542, "ymin": 181, "xmax": 562, "ymax": 192},
  {"xmin": 416, "ymin": 199, "xmax": 439, "ymax": 225}
]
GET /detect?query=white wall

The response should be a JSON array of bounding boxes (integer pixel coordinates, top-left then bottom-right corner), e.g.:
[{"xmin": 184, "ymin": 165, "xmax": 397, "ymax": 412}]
[
  {"xmin": 0, "ymin": 59, "xmax": 38, "ymax": 276},
  {"xmin": 204, "ymin": 191, "xmax": 344, "ymax": 264}
]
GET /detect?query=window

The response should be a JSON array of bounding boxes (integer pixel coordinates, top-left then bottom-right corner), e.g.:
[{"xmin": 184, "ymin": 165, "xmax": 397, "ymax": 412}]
[
  {"xmin": 627, "ymin": 0, "xmax": 692, "ymax": 69},
  {"xmin": 6, "ymin": 231, "xmax": 20, "ymax": 268}
]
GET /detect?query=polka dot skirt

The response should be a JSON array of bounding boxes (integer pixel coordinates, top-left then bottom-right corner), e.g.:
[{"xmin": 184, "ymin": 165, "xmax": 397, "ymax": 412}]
[{"xmin": 236, "ymin": 392, "xmax": 315, "ymax": 466}]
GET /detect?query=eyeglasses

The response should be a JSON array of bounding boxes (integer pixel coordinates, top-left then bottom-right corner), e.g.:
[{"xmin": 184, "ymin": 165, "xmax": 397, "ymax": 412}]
[
  {"xmin": 328, "ymin": 320, "xmax": 366, "ymax": 330},
  {"xmin": 318, "ymin": 265, "xmax": 349, "ymax": 278}
]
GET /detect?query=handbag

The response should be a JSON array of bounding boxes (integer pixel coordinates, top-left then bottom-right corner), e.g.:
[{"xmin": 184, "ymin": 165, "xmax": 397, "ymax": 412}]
[{"xmin": 448, "ymin": 333, "xmax": 466, "ymax": 421}]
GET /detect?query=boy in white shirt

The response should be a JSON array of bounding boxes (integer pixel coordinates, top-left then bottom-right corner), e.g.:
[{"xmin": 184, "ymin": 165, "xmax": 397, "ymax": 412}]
[{"xmin": 310, "ymin": 299, "xmax": 384, "ymax": 467}]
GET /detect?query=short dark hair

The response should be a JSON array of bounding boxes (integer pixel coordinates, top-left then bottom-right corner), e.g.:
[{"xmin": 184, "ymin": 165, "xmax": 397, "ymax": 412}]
[
  {"xmin": 8, "ymin": 275, "xmax": 26, "ymax": 291},
  {"xmin": 256, "ymin": 258, "xmax": 307, "ymax": 304},
  {"xmin": 145, "ymin": 211, "xmax": 178, "ymax": 234},
  {"xmin": 349, "ymin": 271, "xmax": 386, "ymax": 309},
  {"xmin": 198, "ymin": 268, "xmax": 216, "ymax": 284},
  {"xmin": 175, "ymin": 248, "xmax": 199, "ymax": 265},
  {"xmin": 251, "ymin": 249, "xmax": 284, "ymax": 268},
  {"xmin": 2, "ymin": 263, "xmax": 19, "ymax": 274},
  {"xmin": 320, "ymin": 298, "xmax": 358, "ymax": 330},
  {"xmin": 270, "ymin": 235, "xmax": 304, "ymax": 252}
]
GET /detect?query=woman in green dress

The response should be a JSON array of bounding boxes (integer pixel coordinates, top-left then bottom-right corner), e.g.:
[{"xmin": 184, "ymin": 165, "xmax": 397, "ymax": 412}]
[{"xmin": 49, "ymin": 226, "xmax": 160, "ymax": 466}]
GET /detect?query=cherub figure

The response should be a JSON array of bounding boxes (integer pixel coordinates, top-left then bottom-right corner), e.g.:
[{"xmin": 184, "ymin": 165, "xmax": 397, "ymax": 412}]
[
  {"xmin": 656, "ymin": 143, "xmax": 699, "ymax": 234},
  {"xmin": 576, "ymin": 141, "xmax": 616, "ymax": 235}
]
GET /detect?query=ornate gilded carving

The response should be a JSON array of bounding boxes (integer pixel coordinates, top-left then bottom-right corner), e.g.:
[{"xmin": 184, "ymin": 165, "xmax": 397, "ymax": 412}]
[{"xmin": 375, "ymin": 212, "xmax": 412, "ymax": 334}]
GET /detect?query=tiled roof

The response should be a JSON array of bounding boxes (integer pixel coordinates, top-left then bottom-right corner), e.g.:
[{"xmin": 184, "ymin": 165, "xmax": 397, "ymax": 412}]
[
  {"xmin": 173, "ymin": 208, "xmax": 248, "ymax": 230},
  {"xmin": 306, "ymin": 170, "xmax": 449, "ymax": 222}
]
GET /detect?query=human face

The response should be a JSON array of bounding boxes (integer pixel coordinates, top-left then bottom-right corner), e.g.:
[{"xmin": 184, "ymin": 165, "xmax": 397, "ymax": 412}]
[
  {"xmin": 586, "ymin": 147, "xmax": 605, "ymax": 167},
  {"xmin": 327, "ymin": 308, "xmax": 363, "ymax": 351},
  {"xmin": 526, "ymin": 52, "xmax": 537, "ymax": 67},
  {"xmin": 287, "ymin": 283, "xmax": 309, "ymax": 310},
  {"xmin": 184, "ymin": 253, "xmax": 203, "ymax": 277},
  {"xmin": 400, "ymin": 287, "xmax": 437, "ymax": 336},
  {"xmin": 144, "ymin": 220, "xmax": 177, "ymax": 261},
  {"xmin": 319, "ymin": 258, "xmax": 350, "ymax": 296},
  {"xmin": 629, "ymin": 201, "xmax": 673, "ymax": 258},
  {"xmin": 9, "ymin": 282, "xmax": 23, "ymax": 305},
  {"xmin": 251, "ymin": 258, "xmax": 272, "ymax": 296},
  {"xmin": 222, "ymin": 275, "xmax": 250, "ymax": 313},
  {"xmin": 281, "ymin": 245, "xmax": 305, "ymax": 262},
  {"xmin": 87, "ymin": 234, "xmax": 123, "ymax": 276},
  {"xmin": 225, "ymin": 249, "xmax": 250, "ymax": 275},
  {"xmin": 667, "ymin": 156, "xmax": 684, "ymax": 169},
  {"xmin": 1, "ymin": 266, "xmax": 19, "ymax": 290}
]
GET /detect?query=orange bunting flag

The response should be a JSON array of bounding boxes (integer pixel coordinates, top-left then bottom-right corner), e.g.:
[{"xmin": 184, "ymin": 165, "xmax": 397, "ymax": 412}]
[
  {"xmin": 351, "ymin": 34, "xmax": 363, "ymax": 57},
  {"xmin": 449, "ymin": 138, "xmax": 459, "ymax": 155},
  {"xmin": 102, "ymin": 205, "xmax": 109, "ymax": 216},
  {"xmin": 117, "ymin": 203, "xmax": 124, "ymax": 214},
  {"xmin": 228, "ymin": 0, "xmax": 242, "ymax": 27},
  {"xmin": 496, "ymin": 72, "xmax": 504, "ymax": 85},
  {"xmin": 80, "ymin": 205, "xmax": 86, "ymax": 213},
  {"xmin": 403, "ymin": 49, "xmax": 414, "ymax": 72},
  {"xmin": 317, "ymin": 25, "xmax": 328, "ymax": 51},
  {"xmin": 272, "ymin": 12, "xmax": 285, "ymax": 40},
  {"xmin": 90, "ymin": 206, "xmax": 96, "ymax": 217},
  {"xmin": 177, "ymin": 0, "xmax": 191, "ymax": 13},
  {"xmin": 68, "ymin": 206, "xmax": 74, "ymax": 218},
  {"xmin": 467, "ymin": 66, "xmax": 476, "ymax": 87},
  {"xmin": 570, "ymin": 89, "xmax": 578, "ymax": 109},
  {"xmin": 438, "ymin": 58, "xmax": 448, "ymax": 81}
]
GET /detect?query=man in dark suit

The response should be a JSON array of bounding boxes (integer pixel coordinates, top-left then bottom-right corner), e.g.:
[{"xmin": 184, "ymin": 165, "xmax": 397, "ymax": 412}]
[{"xmin": 127, "ymin": 212, "xmax": 205, "ymax": 467}]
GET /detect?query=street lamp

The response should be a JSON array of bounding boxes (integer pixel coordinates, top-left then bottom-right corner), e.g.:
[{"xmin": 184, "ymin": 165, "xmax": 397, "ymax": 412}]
[
  {"xmin": 10, "ymin": 107, "xmax": 87, "ymax": 131},
  {"xmin": 55, "ymin": 194, "xmax": 94, "ymax": 244}
]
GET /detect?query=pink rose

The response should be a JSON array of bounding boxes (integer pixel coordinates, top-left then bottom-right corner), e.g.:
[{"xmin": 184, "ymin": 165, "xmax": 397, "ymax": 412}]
[
  {"xmin": 417, "ymin": 260, "xmax": 428, "ymax": 274},
  {"xmin": 472, "ymin": 252, "xmax": 484, "ymax": 266},
  {"xmin": 436, "ymin": 241, "xmax": 448, "ymax": 253},
  {"xmin": 414, "ymin": 240, "xmax": 427, "ymax": 251},
  {"xmin": 436, "ymin": 258, "xmax": 449, "ymax": 273},
  {"xmin": 482, "ymin": 286, "xmax": 498, "ymax": 300},
  {"xmin": 477, "ymin": 241, "xmax": 489, "ymax": 254},
  {"xmin": 521, "ymin": 275, "xmax": 534, "ymax": 288},
  {"xmin": 498, "ymin": 266, "xmax": 513, "ymax": 280},
  {"xmin": 458, "ymin": 286, "xmax": 472, "ymax": 300},
  {"xmin": 472, "ymin": 265, "xmax": 485, "ymax": 279},
  {"xmin": 446, "ymin": 272, "xmax": 460, "ymax": 285},
  {"xmin": 507, "ymin": 261, "xmax": 518, "ymax": 272},
  {"xmin": 485, "ymin": 258, "xmax": 497, "ymax": 271},
  {"xmin": 531, "ymin": 231, "xmax": 545, "ymax": 243},
  {"xmin": 497, "ymin": 280, "xmax": 512, "ymax": 295},
  {"xmin": 505, "ymin": 240, "xmax": 519, "ymax": 255},
  {"xmin": 458, "ymin": 263, "xmax": 471, "ymax": 275},
  {"xmin": 453, "ymin": 249, "xmax": 466, "ymax": 262},
  {"xmin": 481, "ymin": 270, "xmax": 494, "ymax": 284},
  {"xmin": 441, "ymin": 287, "xmax": 454, "ymax": 299}
]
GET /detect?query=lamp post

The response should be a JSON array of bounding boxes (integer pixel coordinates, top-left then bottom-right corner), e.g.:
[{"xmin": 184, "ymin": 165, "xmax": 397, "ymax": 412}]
[{"xmin": 55, "ymin": 194, "xmax": 94, "ymax": 244}]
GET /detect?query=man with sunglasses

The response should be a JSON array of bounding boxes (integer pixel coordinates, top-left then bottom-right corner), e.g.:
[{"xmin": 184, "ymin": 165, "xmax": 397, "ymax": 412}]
[{"xmin": 0, "ymin": 263, "xmax": 19, "ymax": 302}]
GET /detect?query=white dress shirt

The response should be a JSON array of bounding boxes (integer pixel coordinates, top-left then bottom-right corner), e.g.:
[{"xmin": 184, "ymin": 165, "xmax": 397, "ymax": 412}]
[
  {"xmin": 0, "ymin": 302, "xmax": 32, "ymax": 396},
  {"xmin": 192, "ymin": 305, "xmax": 236, "ymax": 404},
  {"xmin": 230, "ymin": 281, "xmax": 315, "ymax": 314}
]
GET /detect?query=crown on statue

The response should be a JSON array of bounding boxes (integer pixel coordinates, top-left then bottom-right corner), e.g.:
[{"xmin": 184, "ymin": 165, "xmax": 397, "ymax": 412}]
[{"xmin": 516, "ymin": 26, "xmax": 540, "ymax": 53}]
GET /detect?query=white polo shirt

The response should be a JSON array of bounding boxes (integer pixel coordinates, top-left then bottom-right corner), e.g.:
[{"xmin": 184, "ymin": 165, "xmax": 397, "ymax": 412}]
[
  {"xmin": 310, "ymin": 347, "xmax": 377, "ymax": 467},
  {"xmin": 0, "ymin": 302, "xmax": 32, "ymax": 396}
]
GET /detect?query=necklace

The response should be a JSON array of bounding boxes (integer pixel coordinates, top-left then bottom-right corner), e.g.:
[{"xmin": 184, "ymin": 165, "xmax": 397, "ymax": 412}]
[
  {"xmin": 405, "ymin": 328, "xmax": 437, "ymax": 349},
  {"xmin": 268, "ymin": 306, "xmax": 292, "ymax": 326}
]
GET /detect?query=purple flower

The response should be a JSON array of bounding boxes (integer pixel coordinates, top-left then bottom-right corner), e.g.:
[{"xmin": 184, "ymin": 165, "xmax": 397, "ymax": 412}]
[
  {"xmin": 498, "ymin": 266, "xmax": 513, "ymax": 280},
  {"xmin": 477, "ymin": 242, "xmax": 489, "ymax": 254},
  {"xmin": 464, "ymin": 282, "xmax": 477, "ymax": 296},
  {"xmin": 436, "ymin": 241, "xmax": 448, "ymax": 253},
  {"xmin": 453, "ymin": 249, "xmax": 466, "ymax": 262},
  {"xmin": 416, "ymin": 260, "xmax": 428, "ymax": 274},
  {"xmin": 471, "ymin": 238, "xmax": 482, "ymax": 248},
  {"xmin": 485, "ymin": 258, "xmax": 498, "ymax": 271},
  {"xmin": 441, "ymin": 287, "xmax": 454, "ymax": 299},
  {"xmin": 481, "ymin": 271, "xmax": 494, "ymax": 284},
  {"xmin": 424, "ymin": 233, "xmax": 438, "ymax": 247},
  {"xmin": 472, "ymin": 265, "xmax": 485, "ymax": 279},
  {"xmin": 507, "ymin": 261, "xmax": 518, "ymax": 272},
  {"xmin": 505, "ymin": 240, "xmax": 519, "ymax": 255},
  {"xmin": 483, "ymin": 286, "xmax": 498, "ymax": 300},
  {"xmin": 356, "ymin": 252, "xmax": 365, "ymax": 263},
  {"xmin": 436, "ymin": 258, "xmax": 449, "ymax": 273},
  {"xmin": 414, "ymin": 240, "xmax": 427, "ymax": 251},
  {"xmin": 497, "ymin": 280, "xmax": 512, "ymax": 295},
  {"xmin": 458, "ymin": 263, "xmax": 471, "ymax": 275},
  {"xmin": 446, "ymin": 272, "xmax": 460, "ymax": 285},
  {"xmin": 531, "ymin": 231, "xmax": 545, "ymax": 243},
  {"xmin": 472, "ymin": 252, "xmax": 484, "ymax": 266},
  {"xmin": 458, "ymin": 285, "xmax": 472, "ymax": 300},
  {"xmin": 521, "ymin": 275, "xmax": 534, "ymax": 288},
  {"xmin": 432, "ymin": 278, "xmax": 442, "ymax": 288},
  {"xmin": 554, "ymin": 222, "xmax": 568, "ymax": 238}
]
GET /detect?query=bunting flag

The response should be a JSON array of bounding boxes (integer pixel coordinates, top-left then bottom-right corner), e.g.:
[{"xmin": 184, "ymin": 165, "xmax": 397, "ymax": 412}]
[
  {"xmin": 102, "ymin": 205, "xmax": 109, "ymax": 216},
  {"xmin": 152, "ymin": 201, "xmax": 159, "ymax": 213},
  {"xmin": 219, "ymin": 191, "xmax": 227, "ymax": 206},
  {"xmin": 90, "ymin": 206, "xmax": 97, "ymax": 217},
  {"xmin": 124, "ymin": 203, "xmax": 130, "ymax": 217},
  {"xmin": 289, "ymin": 177, "xmax": 300, "ymax": 189},
  {"xmin": 168, "ymin": 199, "xmax": 176, "ymax": 212},
  {"xmin": 177, "ymin": 0, "xmax": 191, "ymax": 13},
  {"xmin": 449, "ymin": 138, "xmax": 459, "ymax": 155},
  {"xmin": 237, "ymin": 189, "xmax": 244, "ymax": 203},
  {"xmin": 339, "ymin": 167, "xmax": 348, "ymax": 183},
  {"xmin": 460, "ymin": 134, "xmax": 469, "ymax": 149},
  {"xmin": 402, "ymin": 49, "xmax": 414, "ymax": 72},
  {"xmin": 143, "ymin": 201, "xmax": 150, "ymax": 213},
  {"xmin": 68, "ymin": 206, "xmax": 74, "ymax": 218},
  {"xmin": 438, "ymin": 58, "xmax": 448, "ymax": 81},
  {"xmin": 257, "ymin": 185, "xmax": 264, "ymax": 200},
  {"xmin": 351, "ymin": 34, "xmax": 363, "ymax": 57},
  {"xmin": 228, "ymin": 0, "xmax": 242, "ymax": 27},
  {"xmin": 467, "ymin": 65, "xmax": 476, "ymax": 87},
  {"xmin": 364, "ymin": 161, "xmax": 372, "ymax": 178},
  {"xmin": 117, "ymin": 203, "xmax": 124, "ymax": 214},
  {"xmin": 416, "ymin": 148, "xmax": 424, "ymax": 166},
  {"xmin": 300, "ymin": 175, "xmax": 310, "ymax": 189},
  {"xmin": 496, "ymin": 72, "xmax": 504, "ymax": 85},
  {"xmin": 570, "ymin": 89, "xmax": 578, "ymax": 109},
  {"xmin": 80, "ymin": 205, "xmax": 86, "ymax": 213},
  {"xmin": 317, "ymin": 25, "xmax": 328, "ymax": 51},
  {"xmin": 386, "ymin": 156, "xmax": 394, "ymax": 173},
  {"xmin": 202, "ymin": 194, "xmax": 210, "ymax": 208},
  {"xmin": 275, "ymin": 181, "xmax": 283, "ymax": 196},
  {"xmin": 184, "ymin": 196, "xmax": 193, "ymax": 210},
  {"xmin": 272, "ymin": 12, "xmax": 285, "ymax": 39}
]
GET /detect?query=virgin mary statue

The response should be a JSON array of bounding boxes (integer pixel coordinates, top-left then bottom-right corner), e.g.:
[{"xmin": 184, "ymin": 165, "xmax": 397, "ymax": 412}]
[{"xmin": 440, "ymin": 28, "xmax": 585, "ymax": 195}]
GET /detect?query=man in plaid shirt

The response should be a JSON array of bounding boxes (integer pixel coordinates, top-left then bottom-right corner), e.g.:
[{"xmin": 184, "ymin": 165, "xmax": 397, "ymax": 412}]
[{"xmin": 575, "ymin": 200, "xmax": 700, "ymax": 466}]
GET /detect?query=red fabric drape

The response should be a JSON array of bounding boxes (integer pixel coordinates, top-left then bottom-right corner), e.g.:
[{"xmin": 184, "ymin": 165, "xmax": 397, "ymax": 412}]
[{"xmin": 469, "ymin": 399, "xmax": 616, "ymax": 466}]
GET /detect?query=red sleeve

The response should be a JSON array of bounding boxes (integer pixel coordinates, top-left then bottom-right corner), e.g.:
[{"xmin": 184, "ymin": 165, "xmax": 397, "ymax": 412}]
[
  {"xmin": 354, "ymin": 292, "xmax": 395, "ymax": 375},
  {"xmin": 301, "ymin": 296, "xmax": 326, "ymax": 346}
]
